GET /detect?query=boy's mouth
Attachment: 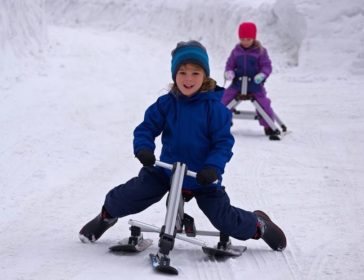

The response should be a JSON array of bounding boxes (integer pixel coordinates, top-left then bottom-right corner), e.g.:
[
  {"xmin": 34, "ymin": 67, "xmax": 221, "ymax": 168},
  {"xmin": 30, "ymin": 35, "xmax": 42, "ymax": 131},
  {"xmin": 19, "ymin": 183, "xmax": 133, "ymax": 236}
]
[{"xmin": 183, "ymin": 84, "xmax": 194, "ymax": 89}]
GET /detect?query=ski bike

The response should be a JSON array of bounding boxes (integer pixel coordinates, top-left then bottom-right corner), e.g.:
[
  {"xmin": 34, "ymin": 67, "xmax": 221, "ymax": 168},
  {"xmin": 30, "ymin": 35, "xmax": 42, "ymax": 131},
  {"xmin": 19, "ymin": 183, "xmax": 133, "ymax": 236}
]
[
  {"xmin": 226, "ymin": 76, "xmax": 289, "ymax": 140},
  {"xmin": 109, "ymin": 160, "xmax": 247, "ymax": 275}
]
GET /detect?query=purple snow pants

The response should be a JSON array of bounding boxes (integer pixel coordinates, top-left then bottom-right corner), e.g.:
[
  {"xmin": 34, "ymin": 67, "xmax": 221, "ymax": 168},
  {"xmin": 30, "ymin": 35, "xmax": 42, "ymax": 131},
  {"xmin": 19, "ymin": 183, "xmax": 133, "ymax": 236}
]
[{"xmin": 221, "ymin": 86, "xmax": 275, "ymax": 128}]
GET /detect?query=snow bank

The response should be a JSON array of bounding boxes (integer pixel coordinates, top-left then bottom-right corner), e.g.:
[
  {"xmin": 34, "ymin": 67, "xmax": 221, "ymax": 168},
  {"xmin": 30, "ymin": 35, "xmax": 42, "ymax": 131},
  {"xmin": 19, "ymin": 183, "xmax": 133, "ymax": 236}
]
[
  {"xmin": 0, "ymin": 0, "xmax": 47, "ymax": 89},
  {"xmin": 296, "ymin": 0, "xmax": 364, "ymax": 76},
  {"xmin": 45, "ymin": 0, "xmax": 306, "ymax": 69},
  {"xmin": 2, "ymin": 0, "xmax": 363, "ymax": 86},
  {"xmin": 45, "ymin": 0, "xmax": 364, "ymax": 76}
]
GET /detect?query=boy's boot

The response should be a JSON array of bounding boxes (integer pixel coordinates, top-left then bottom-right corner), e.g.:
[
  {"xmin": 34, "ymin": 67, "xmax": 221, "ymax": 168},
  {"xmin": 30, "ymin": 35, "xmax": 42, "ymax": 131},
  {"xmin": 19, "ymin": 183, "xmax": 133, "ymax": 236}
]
[
  {"xmin": 79, "ymin": 207, "xmax": 118, "ymax": 243},
  {"xmin": 253, "ymin": 210, "xmax": 286, "ymax": 251},
  {"xmin": 264, "ymin": 127, "xmax": 280, "ymax": 137}
]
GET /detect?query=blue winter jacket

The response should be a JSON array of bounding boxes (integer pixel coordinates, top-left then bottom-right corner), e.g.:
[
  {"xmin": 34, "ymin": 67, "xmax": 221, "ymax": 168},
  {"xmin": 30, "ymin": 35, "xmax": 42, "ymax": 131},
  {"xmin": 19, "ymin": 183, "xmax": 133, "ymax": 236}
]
[{"xmin": 133, "ymin": 86, "xmax": 234, "ymax": 189}]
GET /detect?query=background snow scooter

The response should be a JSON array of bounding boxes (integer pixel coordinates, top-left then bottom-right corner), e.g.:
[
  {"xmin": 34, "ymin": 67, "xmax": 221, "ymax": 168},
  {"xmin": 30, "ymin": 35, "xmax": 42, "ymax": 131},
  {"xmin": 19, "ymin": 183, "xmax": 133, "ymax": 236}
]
[
  {"xmin": 226, "ymin": 76, "xmax": 288, "ymax": 140},
  {"xmin": 109, "ymin": 161, "xmax": 247, "ymax": 275}
]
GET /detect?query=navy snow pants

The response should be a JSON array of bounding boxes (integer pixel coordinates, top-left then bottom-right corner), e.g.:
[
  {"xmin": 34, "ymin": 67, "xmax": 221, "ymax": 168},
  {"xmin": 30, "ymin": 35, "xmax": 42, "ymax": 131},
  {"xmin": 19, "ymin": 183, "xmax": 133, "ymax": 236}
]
[{"xmin": 104, "ymin": 166, "xmax": 258, "ymax": 240}]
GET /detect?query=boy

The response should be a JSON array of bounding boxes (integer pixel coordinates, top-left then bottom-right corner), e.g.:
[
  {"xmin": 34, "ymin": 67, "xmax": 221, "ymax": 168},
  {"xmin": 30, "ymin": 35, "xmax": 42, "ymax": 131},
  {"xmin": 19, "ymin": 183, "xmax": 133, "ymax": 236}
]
[{"xmin": 79, "ymin": 40, "xmax": 286, "ymax": 251}]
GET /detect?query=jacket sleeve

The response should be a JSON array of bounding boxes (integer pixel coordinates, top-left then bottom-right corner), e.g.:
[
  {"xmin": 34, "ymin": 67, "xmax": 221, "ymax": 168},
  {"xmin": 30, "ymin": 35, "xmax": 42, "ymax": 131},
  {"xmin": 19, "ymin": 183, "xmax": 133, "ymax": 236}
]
[
  {"xmin": 225, "ymin": 48, "xmax": 237, "ymax": 72},
  {"xmin": 259, "ymin": 48, "xmax": 272, "ymax": 78},
  {"xmin": 204, "ymin": 103, "xmax": 234, "ymax": 175},
  {"xmin": 133, "ymin": 97, "xmax": 167, "ymax": 155}
]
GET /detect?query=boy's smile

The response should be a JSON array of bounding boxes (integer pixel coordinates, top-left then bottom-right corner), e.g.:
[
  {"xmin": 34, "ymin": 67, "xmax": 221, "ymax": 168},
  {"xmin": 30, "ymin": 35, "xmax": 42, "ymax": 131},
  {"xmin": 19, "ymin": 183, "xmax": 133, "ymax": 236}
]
[{"xmin": 176, "ymin": 64, "xmax": 205, "ymax": 97}]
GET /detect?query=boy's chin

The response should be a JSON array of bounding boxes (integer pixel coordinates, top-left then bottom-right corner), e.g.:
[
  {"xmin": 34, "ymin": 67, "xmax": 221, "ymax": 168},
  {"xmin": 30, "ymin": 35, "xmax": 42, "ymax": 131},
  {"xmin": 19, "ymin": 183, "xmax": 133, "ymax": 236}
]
[{"xmin": 180, "ymin": 90, "xmax": 198, "ymax": 97}]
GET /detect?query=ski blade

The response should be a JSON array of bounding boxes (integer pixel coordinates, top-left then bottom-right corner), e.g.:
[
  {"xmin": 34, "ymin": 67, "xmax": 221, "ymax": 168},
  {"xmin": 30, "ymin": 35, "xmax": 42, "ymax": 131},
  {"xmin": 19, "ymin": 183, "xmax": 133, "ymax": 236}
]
[
  {"xmin": 149, "ymin": 254, "xmax": 178, "ymax": 275},
  {"xmin": 109, "ymin": 238, "xmax": 153, "ymax": 253},
  {"xmin": 202, "ymin": 245, "xmax": 247, "ymax": 258}
]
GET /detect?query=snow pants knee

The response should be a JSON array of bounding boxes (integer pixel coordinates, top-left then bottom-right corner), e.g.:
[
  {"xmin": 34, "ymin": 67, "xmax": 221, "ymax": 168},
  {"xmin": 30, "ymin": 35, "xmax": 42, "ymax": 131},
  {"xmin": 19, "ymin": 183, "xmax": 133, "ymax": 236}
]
[
  {"xmin": 194, "ymin": 188, "xmax": 258, "ymax": 240},
  {"xmin": 103, "ymin": 166, "xmax": 170, "ymax": 218},
  {"xmin": 221, "ymin": 86, "xmax": 239, "ymax": 106}
]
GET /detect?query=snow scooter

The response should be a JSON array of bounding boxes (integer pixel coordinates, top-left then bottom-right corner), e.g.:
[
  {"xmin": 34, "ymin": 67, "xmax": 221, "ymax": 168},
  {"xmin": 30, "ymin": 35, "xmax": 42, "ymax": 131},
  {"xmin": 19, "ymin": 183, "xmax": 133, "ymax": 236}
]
[
  {"xmin": 226, "ymin": 76, "xmax": 288, "ymax": 140},
  {"xmin": 109, "ymin": 161, "xmax": 247, "ymax": 275}
]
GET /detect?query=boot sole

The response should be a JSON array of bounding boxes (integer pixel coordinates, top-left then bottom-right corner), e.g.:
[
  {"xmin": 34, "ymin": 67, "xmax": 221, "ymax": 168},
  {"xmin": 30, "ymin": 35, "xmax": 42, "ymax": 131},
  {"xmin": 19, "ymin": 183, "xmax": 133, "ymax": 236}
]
[
  {"xmin": 79, "ymin": 215, "xmax": 118, "ymax": 243},
  {"xmin": 254, "ymin": 210, "xmax": 287, "ymax": 251},
  {"xmin": 79, "ymin": 233, "xmax": 95, "ymax": 243}
]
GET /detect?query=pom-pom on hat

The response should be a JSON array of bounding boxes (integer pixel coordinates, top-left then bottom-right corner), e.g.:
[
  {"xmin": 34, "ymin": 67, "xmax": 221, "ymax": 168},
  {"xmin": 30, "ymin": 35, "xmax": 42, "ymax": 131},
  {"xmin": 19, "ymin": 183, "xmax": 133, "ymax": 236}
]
[
  {"xmin": 171, "ymin": 40, "xmax": 210, "ymax": 82},
  {"xmin": 238, "ymin": 22, "xmax": 257, "ymax": 39}
]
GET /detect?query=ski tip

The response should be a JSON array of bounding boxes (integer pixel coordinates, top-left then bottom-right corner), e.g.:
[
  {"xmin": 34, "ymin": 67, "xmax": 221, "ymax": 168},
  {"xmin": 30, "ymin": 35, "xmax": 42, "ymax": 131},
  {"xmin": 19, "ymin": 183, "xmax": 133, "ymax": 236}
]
[{"xmin": 149, "ymin": 254, "xmax": 179, "ymax": 275}]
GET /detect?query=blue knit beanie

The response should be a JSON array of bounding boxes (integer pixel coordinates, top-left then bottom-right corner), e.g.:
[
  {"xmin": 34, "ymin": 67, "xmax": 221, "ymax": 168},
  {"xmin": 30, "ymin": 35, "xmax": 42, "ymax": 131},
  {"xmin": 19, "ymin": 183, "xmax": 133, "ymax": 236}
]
[{"xmin": 171, "ymin": 40, "xmax": 210, "ymax": 82}]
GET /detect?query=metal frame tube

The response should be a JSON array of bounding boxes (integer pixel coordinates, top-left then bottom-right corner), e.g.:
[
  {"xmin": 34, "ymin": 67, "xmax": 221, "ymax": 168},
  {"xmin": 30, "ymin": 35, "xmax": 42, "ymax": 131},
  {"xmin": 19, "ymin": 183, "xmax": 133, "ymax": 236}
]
[
  {"xmin": 241, "ymin": 76, "xmax": 248, "ymax": 95},
  {"xmin": 273, "ymin": 112, "xmax": 286, "ymax": 129},
  {"xmin": 227, "ymin": 99, "xmax": 241, "ymax": 110},
  {"xmin": 129, "ymin": 219, "xmax": 208, "ymax": 247},
  {"xmin": 252, "ymin": 100, "xmax": 279, "ymax": 131},
  {"xmin": 163, "ymin": 162, "xmax": 186, "ymax": 235},
  {"xmin": 233, "ymin": 110, "xmax": 258, "ymax": 120}
]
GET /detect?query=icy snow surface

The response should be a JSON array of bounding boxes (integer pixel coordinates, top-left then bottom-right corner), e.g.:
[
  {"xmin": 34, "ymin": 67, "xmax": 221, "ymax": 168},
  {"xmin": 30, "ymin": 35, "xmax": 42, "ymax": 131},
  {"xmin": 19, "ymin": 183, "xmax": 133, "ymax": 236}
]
[{"xmin": 1, "ymin": 0, "xmax": 364, "ymax": 279}]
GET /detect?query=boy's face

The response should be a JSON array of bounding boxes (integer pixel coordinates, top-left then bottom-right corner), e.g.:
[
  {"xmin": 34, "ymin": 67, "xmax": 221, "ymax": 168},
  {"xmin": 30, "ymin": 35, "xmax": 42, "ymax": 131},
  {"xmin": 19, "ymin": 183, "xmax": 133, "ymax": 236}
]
[
  {"xmin": 240, "ymin": 38, "xmax": 254, "ymax": 48},
  {"xmin": 176, "ymin": 64, "xmax": 205, "ymax": 97}
]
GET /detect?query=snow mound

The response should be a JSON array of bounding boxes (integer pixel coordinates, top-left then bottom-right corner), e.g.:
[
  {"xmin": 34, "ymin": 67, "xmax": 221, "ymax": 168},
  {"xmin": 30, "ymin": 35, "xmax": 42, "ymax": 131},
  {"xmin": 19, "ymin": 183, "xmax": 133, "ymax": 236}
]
[
  {"xmin": 0, "ymin": 0, "xmax": 47, "ymax": 89},
  {"xmin": 45, "ymin": 0, "xmax": 306, "ymax": 68}
]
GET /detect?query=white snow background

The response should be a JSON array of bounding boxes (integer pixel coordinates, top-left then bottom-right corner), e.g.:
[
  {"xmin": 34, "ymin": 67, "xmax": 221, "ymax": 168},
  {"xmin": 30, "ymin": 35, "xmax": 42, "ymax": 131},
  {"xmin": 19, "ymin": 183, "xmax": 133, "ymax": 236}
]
[{"xmin": 1, "ymin": 0, "xmax": 364, "ymax": 279}]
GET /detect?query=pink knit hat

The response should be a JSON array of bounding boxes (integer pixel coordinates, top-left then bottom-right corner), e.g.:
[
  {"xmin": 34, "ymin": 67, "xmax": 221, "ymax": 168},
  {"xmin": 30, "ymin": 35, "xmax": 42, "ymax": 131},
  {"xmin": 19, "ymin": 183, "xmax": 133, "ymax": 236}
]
[{"xmin": 238, "ymin": 22, "xmax": 257, "ymax": 39}]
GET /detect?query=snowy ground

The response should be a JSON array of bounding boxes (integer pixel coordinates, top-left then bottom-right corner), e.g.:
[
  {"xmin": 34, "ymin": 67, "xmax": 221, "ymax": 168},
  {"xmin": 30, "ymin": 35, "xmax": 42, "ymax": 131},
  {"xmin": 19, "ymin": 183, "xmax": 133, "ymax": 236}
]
[{"xmin": 1, "ymin": 1, "xmax": 364, "ymax": 279}]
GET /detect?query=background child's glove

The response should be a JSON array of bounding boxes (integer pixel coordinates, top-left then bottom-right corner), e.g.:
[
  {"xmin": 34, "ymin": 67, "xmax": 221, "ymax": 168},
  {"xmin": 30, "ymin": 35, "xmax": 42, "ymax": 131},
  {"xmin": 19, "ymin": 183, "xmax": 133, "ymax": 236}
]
[
  {"xmin": 254, "ymin": 73, "xmax": 266, "ymax": 84},
  {"xmin": 135, "ymin": 149, "xmax": 156, "ymax": 166},
  {"xmin": 224, "ymin": 70, "xmax": 235, "ymax": 81},
  {"xmin": 196, "ymin": 167, "xmax": 218, "ymax": 185}
]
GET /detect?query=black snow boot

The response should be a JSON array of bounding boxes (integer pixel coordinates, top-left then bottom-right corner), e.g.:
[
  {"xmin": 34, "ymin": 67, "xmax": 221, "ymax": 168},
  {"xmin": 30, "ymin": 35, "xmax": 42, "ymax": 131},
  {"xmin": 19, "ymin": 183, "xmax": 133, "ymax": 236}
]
[
  {"xmin": 253, "ymin": 210, "xmax": 286, "ymax": 251},
  {"xmin": 264, "ymin": 127, "xmax": 280, "ymax": 137},
  {"xmin": 264, "ymin": 128, "xmax": 281, "ymax": 141},
  {"xmin": 79, "ymin": 207, "xmax": 118, "ymax": 243}
]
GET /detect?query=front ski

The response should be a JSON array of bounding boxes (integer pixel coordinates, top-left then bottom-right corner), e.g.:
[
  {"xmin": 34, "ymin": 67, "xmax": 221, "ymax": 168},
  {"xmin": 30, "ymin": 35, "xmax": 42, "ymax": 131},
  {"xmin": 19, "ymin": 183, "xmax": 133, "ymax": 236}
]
[
  {"xmin": 202, "ymin": 245, "xmax": 247, "ymax": 258},
  {"xmin": 149, "ymin": 253, "xmax": 178, "ymax": 275},
  {"xmin": 109, "ymin": 237, "xmax": 153, "ymax": 253}
]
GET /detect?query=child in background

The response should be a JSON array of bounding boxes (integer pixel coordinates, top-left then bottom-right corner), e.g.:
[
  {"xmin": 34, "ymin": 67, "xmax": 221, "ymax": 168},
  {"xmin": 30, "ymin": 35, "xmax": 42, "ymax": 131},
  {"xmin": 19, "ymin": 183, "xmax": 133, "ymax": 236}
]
[
  {"xmin": 79, "ymin": 40, "xmax": 286, "ymax": 251},
  {"xmin": 222, "ymin": 22, "xmax": 279, "ymax": 137}
]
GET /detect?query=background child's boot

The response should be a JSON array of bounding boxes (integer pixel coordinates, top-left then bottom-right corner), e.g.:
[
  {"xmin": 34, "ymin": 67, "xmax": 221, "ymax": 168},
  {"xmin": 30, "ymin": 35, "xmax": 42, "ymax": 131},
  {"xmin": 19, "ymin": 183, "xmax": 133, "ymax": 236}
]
[
  {"xmin": 79, "ymin": 207, "xmax": 118, "ymax": 243},
  {"xmin": 253, "ymin": 210, "xmax": 286, "ymax": 251},
  {"xmin": 264, "ymin": 127, "xmax": 280, "ymax": 136}
]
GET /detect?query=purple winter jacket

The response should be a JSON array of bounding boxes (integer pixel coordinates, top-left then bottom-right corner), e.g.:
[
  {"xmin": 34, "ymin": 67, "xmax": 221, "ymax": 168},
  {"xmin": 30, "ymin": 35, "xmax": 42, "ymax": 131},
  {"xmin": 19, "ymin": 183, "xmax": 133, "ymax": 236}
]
[{"xmin": 225, "ymin": 42, "xmax": 272, "ymax": 94}]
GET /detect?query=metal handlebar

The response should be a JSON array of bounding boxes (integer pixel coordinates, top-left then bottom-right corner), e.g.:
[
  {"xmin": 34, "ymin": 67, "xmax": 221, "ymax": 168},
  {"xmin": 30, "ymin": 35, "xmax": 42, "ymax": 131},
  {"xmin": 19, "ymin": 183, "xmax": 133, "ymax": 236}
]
[
  {"xmin": 155, "ymin": 160, "xmax": 197, "ymax": 178},
  {"xmin": 155, "ymin": 160, "xmax": 218, "ymax": 184}
]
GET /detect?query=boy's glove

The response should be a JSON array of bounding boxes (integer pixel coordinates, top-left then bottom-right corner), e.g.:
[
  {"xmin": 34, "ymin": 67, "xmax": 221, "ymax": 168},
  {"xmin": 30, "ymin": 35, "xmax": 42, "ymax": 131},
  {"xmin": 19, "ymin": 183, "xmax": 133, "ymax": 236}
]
[
  {"xmin": 196, "ymin": 167, "xmax": 218, "ymax": 186},
  {"xmin": 135, "ymin": 149, "xmax": 156, "ymax": 166},
  {"xmin": 254, "ymin": 73, "xmax": 266, "ymax": 84},
  {"xmin": 224, "ymin": 70, "xmax": 235, "ymax": 81}
]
